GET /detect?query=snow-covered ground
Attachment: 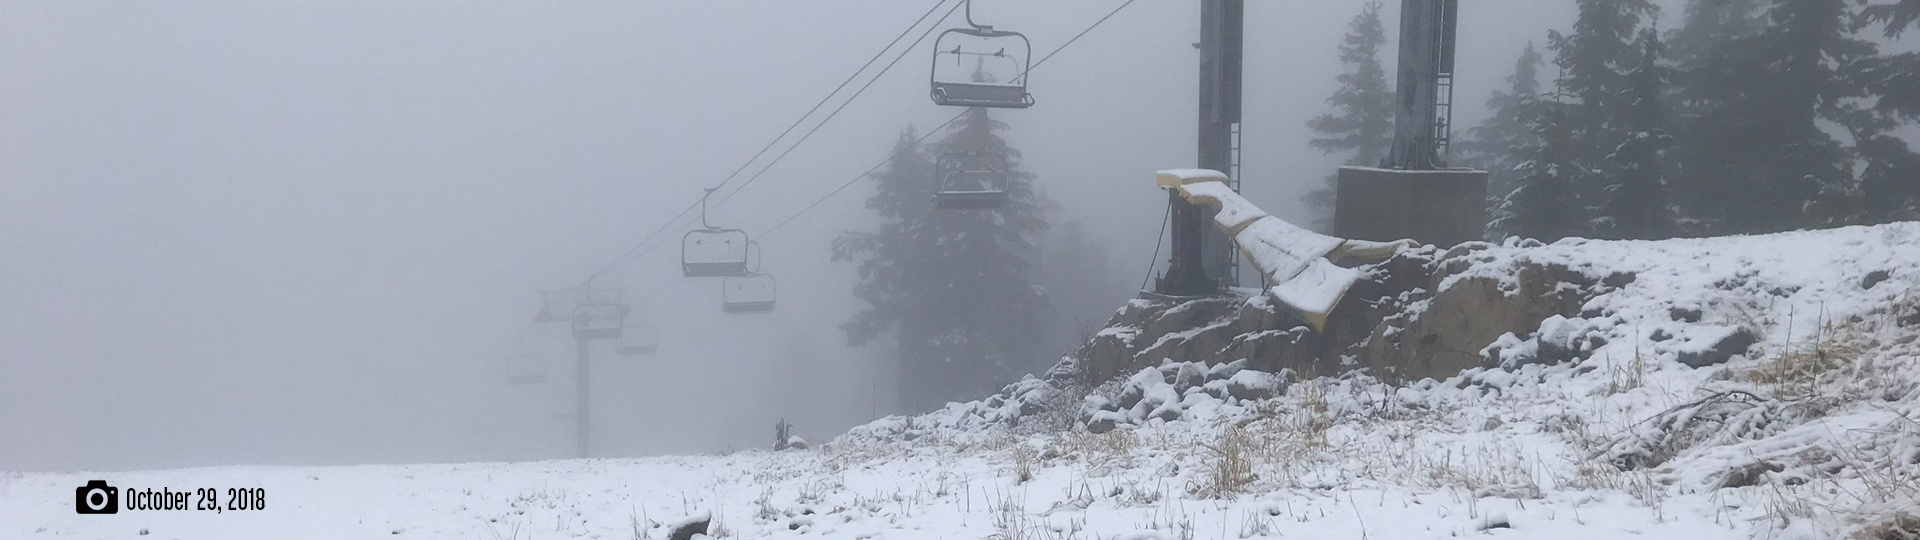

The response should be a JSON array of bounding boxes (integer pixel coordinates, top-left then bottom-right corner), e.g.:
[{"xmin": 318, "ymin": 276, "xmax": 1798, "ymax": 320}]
[{"xmin": 7, "ymin": 224, "xmax": 1920, "ymax": 539}]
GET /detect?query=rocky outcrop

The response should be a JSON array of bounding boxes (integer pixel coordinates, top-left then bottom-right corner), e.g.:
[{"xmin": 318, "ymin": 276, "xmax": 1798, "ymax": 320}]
[{"xmin": 1072, "ymin": 240, "xmax": 1636, "ymax": 385}]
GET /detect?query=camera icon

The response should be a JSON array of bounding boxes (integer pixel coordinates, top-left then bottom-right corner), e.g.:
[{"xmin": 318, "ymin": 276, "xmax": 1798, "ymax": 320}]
[{"xmin": 75, "ymin": 480, "xmax": 118, "ymax": 514}]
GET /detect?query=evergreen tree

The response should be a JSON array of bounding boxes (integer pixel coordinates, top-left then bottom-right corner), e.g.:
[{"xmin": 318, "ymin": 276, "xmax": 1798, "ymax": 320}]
[
  {"xmin": 833, "ymin": 109, "xmax": 1050, "ymax": 413},
  {"xmin": 1545, "ymin": 0, "xmax": 1660, "ymax": 233},
  {"xmin": 1854, "ymin": 0, "xmax": 1920, "ymax": 222},
  {"xmin": 1666, "ymin": 0, "xmax": 1769, "ymax": 231},
  {"xmin": 1730, "ymin": 0, "xmax": 1877, "ymax": 231},
  {"xmin": 1302, "ymin": 0, "xmax": 1393, "ymax": 230},
  {"xmin": 1462, "ymin": 43, "xmax": 1546, "ymax": 218},
  {"xmin": 1593, "ymin": 29, "xmax": 1677, "ymax": 240},
  {"xmin": 1668, "ymin": 0, "xmax": 1769, "ymax": 75},
  {"xmin": 1491, "ymin": 98, "xmax": 1585, "ymax": 242},
  {"xmin": 1861, "ymin": 0, "xmax": 1920, "ymax": 36},
  {"xmin": 1857, "ymin": 134, "xmax": 1920, "ymax": 221}
]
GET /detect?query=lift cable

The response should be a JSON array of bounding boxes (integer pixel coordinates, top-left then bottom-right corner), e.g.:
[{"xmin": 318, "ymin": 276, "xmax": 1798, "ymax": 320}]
[
  {"xmin": 712, "ymin": 0, "xmax": 966, "ymax": 208},
  {"xmin": 754, "ymin": 0, "xmax": 1144, "ymax": 242},
  {"xmin": 581, "ymin": 0, "xmax": 958, "ymax": 285}
]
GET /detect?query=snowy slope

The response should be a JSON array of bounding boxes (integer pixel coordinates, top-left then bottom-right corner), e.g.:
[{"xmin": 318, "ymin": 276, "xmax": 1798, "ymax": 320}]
[{"xmin": 6, "ymin": 223, "xmax": 1920, "ymax": 540}]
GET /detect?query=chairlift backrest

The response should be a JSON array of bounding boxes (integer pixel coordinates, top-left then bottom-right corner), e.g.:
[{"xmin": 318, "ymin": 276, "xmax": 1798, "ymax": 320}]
[
  {"xmin": 937, "ymin": 149, "xmax": 1010, "ymax": 174},
  {"xmin": 615, "ymin": 324, "xmax": 658, "ymax": 356},
  {"xmin": 536, "ymin": 288, "xmax": 623, "ymax": 323},
  {"xmin": 683, "ymin": 228, "xmax": 752, "ymax": 277},
  {"xmin": 930, "ymin": 27, "xmax": 1034, "ymax": 109},
  {"xmin": 571, "ymin": 302, "xmax": 627, "ymax": 340},
  {"xmin": 721, "ymin": 273, "xmax": 777, "ymax": 314}
]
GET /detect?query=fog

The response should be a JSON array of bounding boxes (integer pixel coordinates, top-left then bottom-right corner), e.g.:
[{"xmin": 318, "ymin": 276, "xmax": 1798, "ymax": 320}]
[{"xmin": 0, "ymin": 1, "xmax": 1576, "ymax": 472}]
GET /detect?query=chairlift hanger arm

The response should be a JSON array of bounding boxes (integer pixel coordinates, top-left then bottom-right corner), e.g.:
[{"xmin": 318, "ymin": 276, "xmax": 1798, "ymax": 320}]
[{"xmin": 963, "ymin": 0, "xmax": 990, "ymax": 31}]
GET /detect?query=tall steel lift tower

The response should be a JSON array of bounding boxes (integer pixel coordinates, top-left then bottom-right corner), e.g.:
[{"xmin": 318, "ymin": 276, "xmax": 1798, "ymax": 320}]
[
  {"xmin": 1334, "ymin": 0, "xmax": 1487, "ymax": 248},
  {"xmin": 1157, "ymin": 0, "xmax": 1243, "ymax": 297}
]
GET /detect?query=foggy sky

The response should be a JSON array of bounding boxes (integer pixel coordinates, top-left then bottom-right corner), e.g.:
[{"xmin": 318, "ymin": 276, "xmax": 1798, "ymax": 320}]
[{"xmin": 1, "ymin": 0, "xmax": 1576, "ymax": 472}]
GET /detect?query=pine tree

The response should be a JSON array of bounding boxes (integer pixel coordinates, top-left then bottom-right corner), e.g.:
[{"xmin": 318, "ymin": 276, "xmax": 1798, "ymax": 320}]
[
  {"xmin": 1666, "ymin": 0, "xmax": 1768, "ymax": 230},
  {"xmin": 1857, "ymin": 134, "xmax": 1920, "ymax": 221},
  {"xmin": 1550, "ymin": 0, "xmax": 1659, "ymax": 127},
  {"xmin": 1545, "ymin": 0, "xmax": 1660, "ymax": 234},
  {"xmin": 1593, "ymin": 30, "xmax": 1676, "ymax": 240},
  {"xmin": 1668, "ymin": 0, "xmax": 1769, "ymax": 76},
  {"xmin": 1462, "ymin": 43, "xmax": 1546, "ymax": 218},
  {"xmin": 1861, "ymin": 0, "xmax": 1920, "ymax": 36},
  {"xmin": 1854, "ymin": 0, "xmax": 1920, "ymax": 221},
  {"xmin": 1302, "ymin": 0, "xmax": 1393, "ymax": 230},
  {"xmin": 833, "ymin": 109, "xmax": 1050, "ymax": 412},
  {"xmin": 1728, "ymin": 0, "xmax": 1877, "ymax": 231},
  {"xmin": 1491, "ymin": 98, "xmax": 1585, "ymax": 242}
]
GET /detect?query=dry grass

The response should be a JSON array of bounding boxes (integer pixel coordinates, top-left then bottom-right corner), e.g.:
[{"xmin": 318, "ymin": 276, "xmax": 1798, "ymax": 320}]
[
  {"xmin": 1189, "ymin": 424, "xmax": 1258, "ymax": 498},
  {"xmin": 1737, "ymin": 336, "xmax": 1862, "ymax": 402},
  {"xmin": 1851, "ymin": 511, "xmax": 1920, "ymax": 540},
  {"xmin": 1043, "ymin": 430, "xmax": 1137, "ymax": 468},
  {"xmin": 1009, "ymin": 444, "xmax": 1039, "ymax": 484}
]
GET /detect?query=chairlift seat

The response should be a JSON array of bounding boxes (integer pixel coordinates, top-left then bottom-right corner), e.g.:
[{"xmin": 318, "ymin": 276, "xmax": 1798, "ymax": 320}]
[
  {"xmin": 932, "ymin": 82, "xmax": 1034, "ymax": 109},
  {"xmin": 683, "ymin": 260, "xmax": 750, "ymax": 278},
  {"xmin": 934, "ymin": 189, "xmax": 1010, "ymax": 209},
  {"xmin": 722, "ymin": 299, "xmax": 776, "ymax": 314}
]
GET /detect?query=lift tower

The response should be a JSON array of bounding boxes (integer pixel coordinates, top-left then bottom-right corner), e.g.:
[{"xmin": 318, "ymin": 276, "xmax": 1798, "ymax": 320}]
[
  {"xmin": 536, "ymin": 287, "xmax": 627, "ymax": 459},
  {"xmin": 1158, "ymin": 0, "xmax": 1243, "ymax": 297},
  {"xmin": 1334, "ymin": 0, "xmax": 1486, "ymax": 248}
]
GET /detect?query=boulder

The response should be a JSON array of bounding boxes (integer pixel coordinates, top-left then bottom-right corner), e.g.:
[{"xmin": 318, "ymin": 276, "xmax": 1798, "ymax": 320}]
[{"xmin": 1677, "ymin": 327, "xmax": 1758, "ymax": 368}]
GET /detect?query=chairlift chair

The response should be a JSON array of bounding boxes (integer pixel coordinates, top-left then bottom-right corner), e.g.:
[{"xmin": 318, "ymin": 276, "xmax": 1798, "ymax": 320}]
[
  {"xmin": 722, "ymin": 273, "xmax": 777, "ymax": 314},
  {"xmin": 930, "ymin": 2, "xmax": 1034, "ymax": 109},
  {"xmin": 571, "ymin": 302, "xmax": 627, "ymax": 340},
  {"xmin": 535, "ymin": 288, "xmax": 622, "ymax": 323},
  {"xmin": 615, "ymin": 324, "xmax": 658, "ymax": 355},
  {"xmin": 934, "ymin": 149, "xmax": 1011, "ymax": 209},
  {"xmin": 935, "ymin": 170, "xmax": 1011, "ymax": 209},
  {"xmin": 682, "ymin": 188, "xmax": 753, "ymax": 277}
]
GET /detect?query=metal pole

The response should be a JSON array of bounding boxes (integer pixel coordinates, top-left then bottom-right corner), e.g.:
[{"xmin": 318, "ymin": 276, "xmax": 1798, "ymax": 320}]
[
  {"xmin": 575, "ymin": 335, "xmax": 590, "ymax": 459},
  {"xmin": 1386, "ymin": 0, "xmax": 1457, "ymax": 171},
  {"xmin": 1198, "ymin": 0, "xmax": 1243, "ymax": 287},
  {"xmin": 1159, "ymin": 0, "xmax": 1242, "ymax": 297}
]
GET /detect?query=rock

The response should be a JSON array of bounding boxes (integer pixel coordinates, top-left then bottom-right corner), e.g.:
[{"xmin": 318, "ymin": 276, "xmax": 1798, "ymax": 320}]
[
  {"xmin": 1677, "ymin": 327, "xmax": 1757, "ymax": 368},
  {"xmin": 1225, "ymin": 371, "xmax": 1281, "ymax": 401},
  {"xmin": 1046, "ymin": 357, "xmax": 1080, "ymax": 381},
  {"xmin": 1481, "ymin": 417, "xmax": 1504, "ymax": 431},
  {"xmin": 1863, "ymin": 270, "xmax": 1892, "ymax": 290},
  {"xmin": 668, "ymin": 515, "xmax": 710, "ymax": 540},
  {"xmin": 1712, "ymin": 461, "xmax": 1784, "ymax": 490},
  {"xmin": 1601, "ymin": 272, "xmax": 1637, "ymax": 288},
  {"xmin": 1205, "ymin": 359, "xmax": 1248, "ymax": 381},
  {"xmin": 1222, "ymin": 327, "xmax": 1322, "ymax": 375},
  {"xmin": 1086, "ymin": 417, "xmax": 1117, "ymax": 434},
  {"xmin": 1172, "ymin": 362, "xmax": 1210, "ymax": 390},
  {"xmin": 1200, "ymin": 380, "xmax": 1233, "ymax": 400},
  {"xmin": 1150, "ymin": 403, "xmax": 1183, "ymax": 423},
  {"xmin": 1670, "ymin": 306, "xmax": 1703, "ymax": 323},
  {"xmin": 1364, "ymin": 263, "xmax": 1597, "ymax": 381},
  {"xmin": 1116, "ymin": 384, "xmax": 1145, "ymax": 411}
]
